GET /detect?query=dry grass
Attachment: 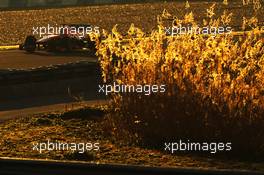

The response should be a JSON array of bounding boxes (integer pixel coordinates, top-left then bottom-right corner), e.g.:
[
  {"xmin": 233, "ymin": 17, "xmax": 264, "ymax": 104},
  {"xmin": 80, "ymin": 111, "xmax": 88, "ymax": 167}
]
[
  {"xmin": 96, "ymin": 2, "xmax": 264, "ymax": 159},
  {"xmin": 0, "ymin": 107, "xmax": 263, "ymax": 171},
  {"xmin": 0, "ymin": 0, "xmax": 263, "ymax": 45}
]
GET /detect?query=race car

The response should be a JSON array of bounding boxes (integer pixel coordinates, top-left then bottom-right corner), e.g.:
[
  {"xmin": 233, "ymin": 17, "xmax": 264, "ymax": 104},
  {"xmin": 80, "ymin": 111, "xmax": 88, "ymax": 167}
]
[{"xmin": 19, "ymin": 24, "xmax": 98, "ymax": 53}]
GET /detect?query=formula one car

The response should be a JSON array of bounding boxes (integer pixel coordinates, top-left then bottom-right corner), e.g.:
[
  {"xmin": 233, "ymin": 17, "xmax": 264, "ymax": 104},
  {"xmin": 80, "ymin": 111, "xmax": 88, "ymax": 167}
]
[{"xmin": 19, "ymin": 24, "xmax": 98, "ymax": 53}]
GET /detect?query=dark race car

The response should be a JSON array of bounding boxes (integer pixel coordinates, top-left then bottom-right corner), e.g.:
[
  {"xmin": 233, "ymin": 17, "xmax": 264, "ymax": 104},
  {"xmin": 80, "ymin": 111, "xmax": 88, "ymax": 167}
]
[{"xmin": 20, "ymin": 24, "xmax": 98, "ymax": 53}]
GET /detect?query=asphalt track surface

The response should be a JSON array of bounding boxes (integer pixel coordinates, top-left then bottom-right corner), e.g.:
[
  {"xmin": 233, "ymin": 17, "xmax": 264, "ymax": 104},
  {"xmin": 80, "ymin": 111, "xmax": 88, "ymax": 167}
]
[
  {"xmin": 0, "ymin": 99, "xmax": 107, "ymax": 121},
  {"xmin": 0, "ymin": 50, "xmax": 97, "ymax": 69},
  {"xmin": 0, "ymin": 49, "xmax": 102, "ymax": 120},
  {"xmin": 0, "ymin": 158, "xmax": 263, "ymax": 175},
  {"xmin": 1, "ymin": 140, "xmax": 261, "ymax": 175}
]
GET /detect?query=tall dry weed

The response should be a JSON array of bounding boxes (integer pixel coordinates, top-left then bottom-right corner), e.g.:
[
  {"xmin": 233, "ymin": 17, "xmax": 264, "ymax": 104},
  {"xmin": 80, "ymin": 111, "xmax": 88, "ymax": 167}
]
[{"xmin": 95, "ymin": 4, "xmax": 264, "ymax": 158}]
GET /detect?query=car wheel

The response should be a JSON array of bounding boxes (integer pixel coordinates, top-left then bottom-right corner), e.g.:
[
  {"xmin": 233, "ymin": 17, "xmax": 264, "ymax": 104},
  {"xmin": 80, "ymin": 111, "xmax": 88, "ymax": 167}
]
[{"xmin": 24, "ymin": 35, "xmax": 36, "ymax": 53}]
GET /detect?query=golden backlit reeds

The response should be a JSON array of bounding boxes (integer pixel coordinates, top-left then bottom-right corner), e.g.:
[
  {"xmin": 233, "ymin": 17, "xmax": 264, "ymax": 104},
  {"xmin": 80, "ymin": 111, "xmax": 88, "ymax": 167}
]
[{"xmin": 96, "ymin": 3, "xmax": 264, "ymax": 157}]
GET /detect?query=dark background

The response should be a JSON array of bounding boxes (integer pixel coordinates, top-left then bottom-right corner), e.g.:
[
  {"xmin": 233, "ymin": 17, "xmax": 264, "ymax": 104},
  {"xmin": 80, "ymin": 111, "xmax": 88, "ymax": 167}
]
[
  {"xmin": 1, "ymin": 0, "xmax": 148, "ymax": 8},
  {"xmin": 0, "ymin": 0, "xmax": 223, "ymax": 9}
]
